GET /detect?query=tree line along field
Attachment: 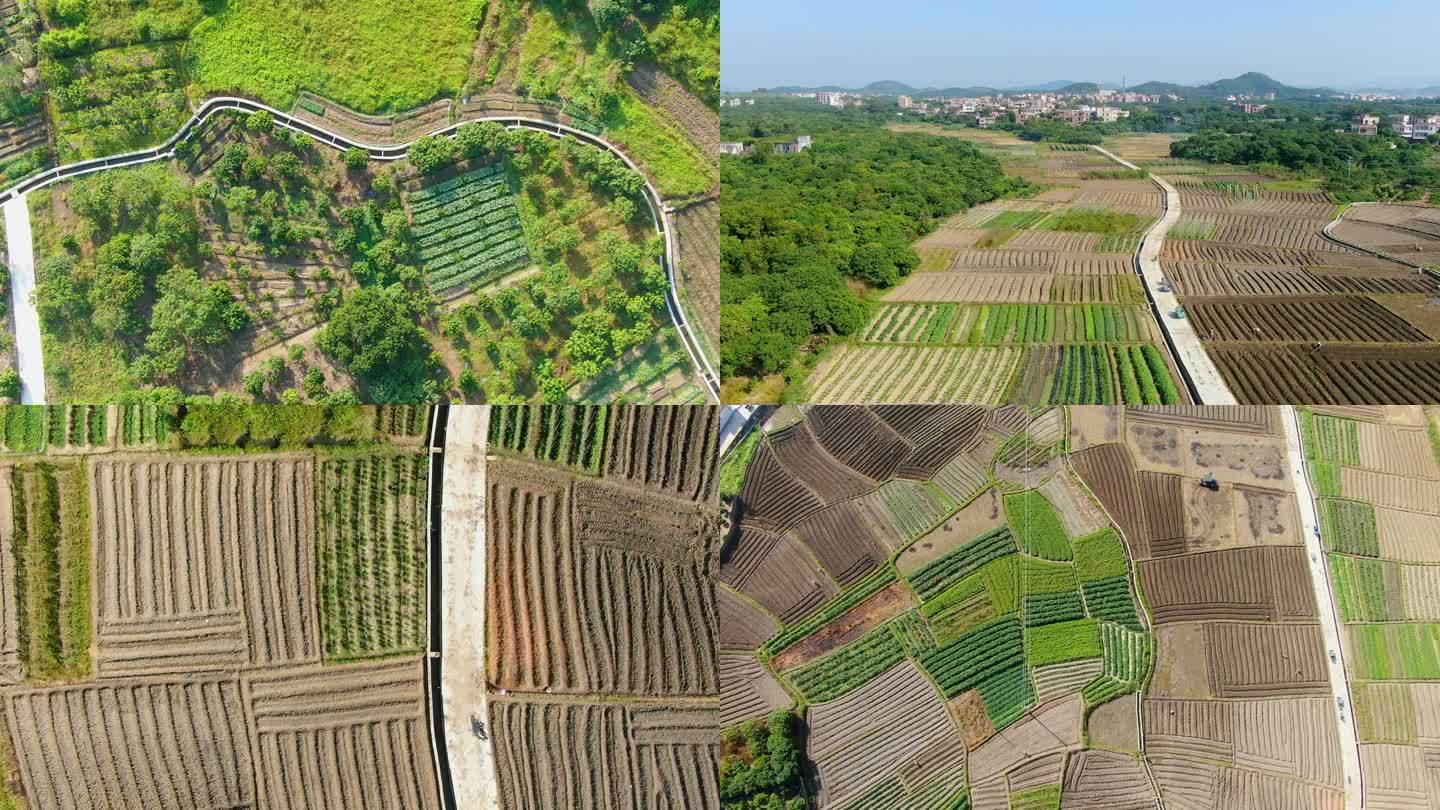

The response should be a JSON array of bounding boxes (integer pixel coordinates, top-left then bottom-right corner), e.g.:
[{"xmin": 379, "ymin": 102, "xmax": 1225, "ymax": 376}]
[
  {"xmin": 804, "ymin": 140, "xmax": 1188, "ymax": 406},
  {"xmin": 719, "ymin": 404, "xmax": 1168, "ymax": 809},
  {"xmin": 0, "ymin": 403, "xmax": 444, "ymax": 810},
  {"xmin": 482, "ymin": 404, "xmax": 722, "ymax": 808},
  {"xmin": 1146, "ymin": 163, "xmax": 1440, "ymax": 402},
  {"xmin": 1301, "ymin": 405, "xmax": 1440, "ymax": 808},
  {"xmin": 22, "ymin": 0, "xmax": 717, "ymax": 202},
  {"xmin": 26, "ymin": 105, "xmax": 697, "ymax": 404}
]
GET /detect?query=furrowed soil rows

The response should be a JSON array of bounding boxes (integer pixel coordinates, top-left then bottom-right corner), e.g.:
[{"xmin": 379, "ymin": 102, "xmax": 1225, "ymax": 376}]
[
  {"xmin": 1186, "ymin": 297, "xmax": 1431, "ymax": 343},
  {"xmin": 605, "ymin": 405, "xmax": 720, "ymax": 502},
  {"xmin": 489, "ymin": 697, "xmax": 718, "ymax": 810},
  {"xmin": 7, "ymin": 675, "xmax": 252, "ymax": 810},
  {"xmin": 90, "ymin": 456, "xmax": 321, "ymax": 675},
  {"xmin": 244, "ymin": 658, "xmax": 439, "ymax": 810},
  {"xmin": 487, "ymin": 458, "xmax": 718, "ymax": 695},
  {"xmin": 317, "ymin": 450, "xmax": 428, "ymax": 662}
]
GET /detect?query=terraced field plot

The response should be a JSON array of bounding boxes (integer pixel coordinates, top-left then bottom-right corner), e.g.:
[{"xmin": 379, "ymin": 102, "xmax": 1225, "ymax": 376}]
[
  {"xmin": 408, "ymin": 164, "xmax": 530, "ymax": 296},
  {"xmin": 720, "ymin": 405, "xmax": 1164, "ymax": 808},
  {"xmin": 0, "ymin": 404, "xmax": 442, "ymax": 810},
  {"xmin": 484, "ymin": 404, "xmax": 722, "ymax": 809},
  {"xmin": 1158, "ymin": 179, "xmax": 1440, "ymax": 402},
  {"xmin": 807, "ymin": 143, "xmax": 1186, "ymax": 404},
  {"xmin": 1303, "ymin": 405, "xmax": 1440, "ymax": 808}
]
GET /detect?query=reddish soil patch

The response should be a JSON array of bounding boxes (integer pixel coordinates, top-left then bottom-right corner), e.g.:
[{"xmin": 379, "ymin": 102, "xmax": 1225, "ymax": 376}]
[{"xmin": 771, "ymin": 582, "xmax": 917, "ymax": 671}]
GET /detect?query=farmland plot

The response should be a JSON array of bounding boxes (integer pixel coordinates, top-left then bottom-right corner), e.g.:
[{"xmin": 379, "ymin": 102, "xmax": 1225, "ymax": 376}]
[
  {"xmin": 812, "ymin": 140, "xmax": 1180, "ymax": 403},
  {"xmin": 1163, "ymin": 188, "xmax": 1440, "ymax": 402},
  {"xmin": 408, "ymin": 164, "xmax": 530, "ymax": 296},
  {"xmin": 487, "ymin": 406, "xmax": 723, "ymax": 807},
  {"xmin": 723, "ymin": 405, "xmax": 1176, "ymax": 809},
  {"xmin": 1306, "ymin": 405, "xmax": 1440, "ymax": 808}
]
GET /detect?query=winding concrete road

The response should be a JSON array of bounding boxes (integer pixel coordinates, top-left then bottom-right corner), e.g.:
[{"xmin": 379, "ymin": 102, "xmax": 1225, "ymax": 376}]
[
  {"xmin": 1092, "ymin": 145, "xmax": 1237, "ymax": 404},
  {"xmin": 437, "ymin": 405, "xmax": 497, "ymax": 810},
  {"xmin": 1280, "ymin": 405, "xmax": 1363, "ymax": 810},
  {"xmin": 3, "ymin": 195, "xmax": 43, "ymax": 403},
  {"xmin": 0, "ymin": 95, "xmax": 719, "ymax": 402}
]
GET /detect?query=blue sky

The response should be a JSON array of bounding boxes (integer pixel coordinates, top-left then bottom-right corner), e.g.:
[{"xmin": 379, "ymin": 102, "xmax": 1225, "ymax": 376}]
[{"xmin": 722, "ymin": 0, "xmax": 1440, "ymax": 91}]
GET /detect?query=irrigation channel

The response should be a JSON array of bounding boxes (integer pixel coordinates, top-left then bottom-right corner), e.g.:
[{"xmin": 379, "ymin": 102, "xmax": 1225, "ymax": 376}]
[
  {"xmin": 1091, "ymin": 145, "xmax": 1238, "ymax": 404},
  {"xmin": 424, "ymin": 403, "xmax": 458, "ymax": 809},
  {"xmin": 0, "ymin": 95, "xmax": 720, "ymax": 404},
  {"xmin": 1281, "ymin": 405, "xmax": 1364, "ymax": 810}
]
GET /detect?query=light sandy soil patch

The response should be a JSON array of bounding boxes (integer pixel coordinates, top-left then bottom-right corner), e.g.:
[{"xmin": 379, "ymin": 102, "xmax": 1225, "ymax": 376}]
[
  {"xmin": 1179, "ymin": 429, "xmax": 1291, "ymax": 489},
  {"xmin": 1354, "ymin": 421, "xmax": 1440, "ymax": 479},
  {"xmin": 1340, "ymin": 467, "xmax": 1440, "ymax": 512},
  {"xmin": 967, "ymin": 696, "xmax": 1082, "ymax": 784},
  {"xmin": 1150, "ymin": 623, "xmax": 1213, "ymax": 699},
  {"xmin": 1376, "ymin": 507, "xmax": 1440, "ymax": 563},
  {"xmin": 950, "ymin": 688, "xmax": 997, "ymax": 750},
  {"xmin": 1127, "ymin": 422, "xmax": 1185, "ymax": 472},
  {"xmin": 1039, "ymin": 471, "xmax": 1107, "ymax": 538},
  {"xmin": 1069, "ymin": 406, "xmax": 1122, "ymax": 451},
  {"xmin": 1088, "ymin": 691, "xmax": 1141, "ymax": 753},
  {"xmin": 1233, "ymin": 486, "xmax": 1302, "ymax": 547},
  {"xmin": 1182, "ymin": 481, "xmax": 1237, "ymax": 552},
  {"xmin": 897, "ymin": 487, "xmax": 1005, "ymax": 576}
]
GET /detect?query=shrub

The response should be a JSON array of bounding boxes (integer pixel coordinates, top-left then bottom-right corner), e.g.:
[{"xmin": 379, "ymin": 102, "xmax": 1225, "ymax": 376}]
[{"xmin": 343, "ymin": 147, "xmax": 369, "ymax": 170}]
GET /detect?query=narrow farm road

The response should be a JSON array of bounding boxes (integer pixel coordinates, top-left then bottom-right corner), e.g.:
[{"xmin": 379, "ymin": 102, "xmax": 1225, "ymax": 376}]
[
  {"xmin": 438, "ymin": 405, "xmax": 498, "ymax": 810},
  {"xmin": 3, "ymin": 194, "xmax": 43, "ymax": 404},
  {"xmin": 0, "ymin": 95, "xmax": 718, "ymax": 403},
  {"xmin": 1091, "ymin": 145, "xmax": 1236, "ymax": 404},
  {"xmin": 1280, "ymin": 405, "xmax": 1363, "ymax": 810}
]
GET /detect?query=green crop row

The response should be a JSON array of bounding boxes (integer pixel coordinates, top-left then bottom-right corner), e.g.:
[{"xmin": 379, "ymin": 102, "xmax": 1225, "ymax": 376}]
[
  {"xmin": 1330, "ymin": 553, "xmax": 1391, "ymax": 623},
  {"xmin": 764, "ymin": 567, "xmax": 897, "ymax": 657},
  {"xmin": 488, "ymin": 405, "xmax": 609, "ymax": 473},
  {"xmin": 1005, "ymin": 490, "xmax": 1073, "ymax": 561},
  {"xmin": 1310, "ymin": 414, "xmax": 1361, "ymax": 466},
  {"xmin": 0, "ymin": 407, "xmax": 46, "ymax": 454},
  {"xmin": 1010, "ymin": 785, "xmax": 1061, "ymax": 810},
  {"xmin": 917, "ymin": 615, "xmax": 1024, "ymax": 697},
  {"xmin": 1082, "ymin": 576, "xmax": 1143, "ymax": 630},
  {"xmin": 120, "ymin": 402, "xmax": 175, "ymax": 446},
  {"xmin": 1025, "ymin": 618, "xmax": 1101, "ymax": 668},
  {"xmin": 879, "ymin": 481, "xmax": 956, "ymax": 541},
  {"xmin": 1047, "ymin": 345, "xmax": 1114, "ymax": 405},
  {"xmin": 1022, "ymin": 590, "xmax": 1085, "ymax": 627},
  {"xmin": 908, "ymin": 526, "xmax": 1017, "ymax": 600},
  {"xmin": 1072, "ymin": 527, "xmax": 1129, "ymax": 582},
  {"xmin": 890, "ymin": 610, "xmax": 938, "ymax": 657},
  {"xmin": 981, "ymin": 209, "xmax": 1052, "ymax": 229},
  {"xmin": 1350, "ymin": 623, "xmax": 1440, "ymax": 681},
  {"xmin": 1320, "ymin": 498, "xmax": 1378, "ymax": 557},
  {"xmin": 786, "ymin": 623, "xmax": 908, "ymax": 703},
  {"xmin": 977, "ymin": 662, "xmax": 1036, "ymax": 731}
]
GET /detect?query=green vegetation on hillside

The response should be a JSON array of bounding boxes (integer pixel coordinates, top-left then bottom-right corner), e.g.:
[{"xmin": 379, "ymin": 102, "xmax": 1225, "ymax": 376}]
[
  {"xmin": 190, "ymin": 0, "xmax": 485, "ymax": 113},
  {"xmin": 721, "ymin": 108, "xmax": 1023, "ymax": 398}
]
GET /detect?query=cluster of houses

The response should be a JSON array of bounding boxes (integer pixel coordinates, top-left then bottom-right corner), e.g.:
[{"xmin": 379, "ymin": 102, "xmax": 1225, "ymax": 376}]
[
  {"xmin": 895, "ymin": 89, "xmax": 1151, "ymax": 128},
  {"xmin": 723, "ymin": 98, "xmax": 756, "ymax": 107},
  {"xmin": 719, "ymin": 135, "xmax": 812, "ymax": 157},
  {"xmin": 1350, "ymin": 113, "xmax": 1440, "ymax": 140}
]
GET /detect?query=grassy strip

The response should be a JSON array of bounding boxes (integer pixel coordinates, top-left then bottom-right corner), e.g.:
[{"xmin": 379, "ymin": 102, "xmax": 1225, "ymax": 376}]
[{"xmin": 15, "ymin": 463, "xmax": 91, "ymax": 681}]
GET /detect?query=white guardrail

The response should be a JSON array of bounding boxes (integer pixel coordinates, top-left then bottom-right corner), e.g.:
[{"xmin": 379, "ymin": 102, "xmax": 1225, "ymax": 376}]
[{"xmin": 0, "ymin": 95, "xmax": 720, "ymax": 402}]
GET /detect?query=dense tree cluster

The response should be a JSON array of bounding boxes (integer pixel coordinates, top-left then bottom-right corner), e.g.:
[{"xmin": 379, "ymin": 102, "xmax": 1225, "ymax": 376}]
[
  {"xmin": 720, "ymin": 114, "xmax": 1021, "ymax": 382},
  {"xmin": 720, "ymin": 711, "xmax": 806, "ymax": 810},
  {"xmin": 1170, "ymin": 119, "xmax": 1440, "ymax": 200}
]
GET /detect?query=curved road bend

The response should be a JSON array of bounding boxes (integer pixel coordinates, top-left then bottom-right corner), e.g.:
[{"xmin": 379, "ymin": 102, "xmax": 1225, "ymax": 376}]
[
  {"xmin": 1090, "ymin": 145, "xmax": 1237, "ymax": 404},
  {"xmin": 436, "ymin": 405, "xmax": 498, "ymax": 810},
  {"xmin": 1280, "ymin": 405, "xmax": 1363, "ymax": 810},
  {"xmin": 0, "ymin": 95, "xmax": 719, "ymax": 403},
  {"xmin": 3, "ymin": 195, "xmax": 42, "ymax": 403}
]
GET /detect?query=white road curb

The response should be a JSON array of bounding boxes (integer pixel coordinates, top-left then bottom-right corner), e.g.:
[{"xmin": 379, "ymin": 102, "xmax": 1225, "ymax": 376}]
[{"xmin": 4, "ymin": 195, "xmax": 43, "ymax": 404}]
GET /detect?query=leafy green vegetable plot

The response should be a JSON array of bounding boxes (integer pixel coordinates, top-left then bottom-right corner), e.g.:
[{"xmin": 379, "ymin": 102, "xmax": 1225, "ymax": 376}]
[{"xmin": 1004, "ymin": 490, "xmax": 1073, "ymax": 561}]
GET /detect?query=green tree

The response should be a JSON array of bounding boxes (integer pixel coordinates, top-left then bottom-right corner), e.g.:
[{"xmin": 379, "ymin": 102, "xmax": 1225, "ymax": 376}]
[
  {"xmin": 245, "ymin": 110, "xmax": 275, "ymax": 133},
  {"xmin": 316, "ymin": 285, "xmax": 431, "ymax": 378},
  {"xmin": 342, "ymin": 147, "xmax": 369, "ymax": 170},
  {"xmin": 408, "ymin": 135, "xmax": 456, "ymax": 174}
]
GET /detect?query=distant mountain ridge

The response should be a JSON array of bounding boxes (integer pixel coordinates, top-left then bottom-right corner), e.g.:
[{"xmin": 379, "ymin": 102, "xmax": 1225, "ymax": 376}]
[{"xmin": 753, "ymin": 72, "xmax": 1340, "ymax": 99}]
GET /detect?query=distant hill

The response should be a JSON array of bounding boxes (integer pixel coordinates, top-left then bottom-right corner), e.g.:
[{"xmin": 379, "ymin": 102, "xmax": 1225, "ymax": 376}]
[
  {"xmin": 757, "ymin": 72, "xmax": 1336, "ymax": 99},
  {"xmin": 861, "ymin": 80, "xmax": 918, "ymax": 94}
]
